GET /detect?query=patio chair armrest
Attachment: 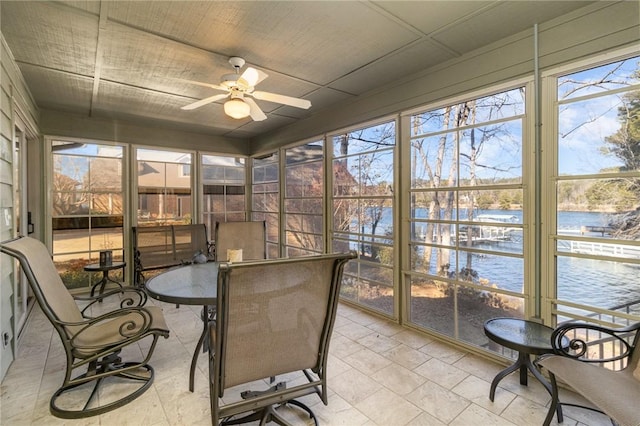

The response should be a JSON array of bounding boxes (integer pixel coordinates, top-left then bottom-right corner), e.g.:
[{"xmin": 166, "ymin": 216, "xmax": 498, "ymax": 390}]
[
  {"xmin": 76, "ymin": 286, "xmax": 148, "ymax": 318},
  {"xmin": 68, "ymin": 306, "xmax": 159, "ymax": 350},
  {"xmin": 550, "ymin": 320, "xmax": 640, "ymax": 363}
]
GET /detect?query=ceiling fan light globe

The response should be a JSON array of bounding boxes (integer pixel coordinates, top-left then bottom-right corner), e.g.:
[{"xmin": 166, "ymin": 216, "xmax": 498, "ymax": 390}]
[{"xmin": 224, "ymin": 99, "xmax": 251, "ymax": 119}]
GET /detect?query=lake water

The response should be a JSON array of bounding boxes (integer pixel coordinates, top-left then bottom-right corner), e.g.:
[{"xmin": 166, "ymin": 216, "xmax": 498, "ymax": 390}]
[{"xmin": 373, "ymin": 208, "xmax": 640, "ymax": 315}]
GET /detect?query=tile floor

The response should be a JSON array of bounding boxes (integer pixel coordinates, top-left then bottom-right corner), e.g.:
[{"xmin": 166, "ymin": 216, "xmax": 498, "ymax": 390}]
[{"xmin": 1, "ymin": 299, "xmax": 611, "ymax": 426}]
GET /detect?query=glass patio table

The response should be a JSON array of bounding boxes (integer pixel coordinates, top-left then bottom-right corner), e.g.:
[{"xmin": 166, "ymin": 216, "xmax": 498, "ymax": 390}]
[
  {"xmin": 84, "ymin": 261, "xmax": 126, "ymax": 297},
  {"xmin": 145, "ymin": 262, "xmax": 218, "ymax": 392},
  {"xmin": 484, "ymin": 317, "xmax": 567, "ymax": 421},
  {"xmin": 484, "ymin": 318, "xmax": 568, "ymax": 419}
]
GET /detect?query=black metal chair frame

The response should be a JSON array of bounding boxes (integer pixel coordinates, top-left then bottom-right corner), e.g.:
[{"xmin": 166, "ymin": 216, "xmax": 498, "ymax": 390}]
[
  {"xmin": 537, "ymin": 320, "xmax": 640, "ymax": 426},
  {"xmin": 0, "ymin": 236, "xmax": 170, "ymax": 419}
]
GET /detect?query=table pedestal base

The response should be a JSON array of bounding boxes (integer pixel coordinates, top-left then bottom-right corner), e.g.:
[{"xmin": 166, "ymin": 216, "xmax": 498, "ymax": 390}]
[
  {"xmin": 90, "ymin": 271, "xmax": 124, "ymax": 298},
  {"xmin": 489, "ymin": 352, "xmax": 563, "ymax": 422},
  {"xmin": 189, "ymin": 305, "xmax": 214, "ymax": 392}
]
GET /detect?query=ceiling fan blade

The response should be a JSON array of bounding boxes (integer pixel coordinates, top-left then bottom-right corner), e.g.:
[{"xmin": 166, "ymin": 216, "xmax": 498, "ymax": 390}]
[
  {"xmin": 181, "ymin": 93, "xmax": 229, "ymax": 110},
  {"xmin": 244, "ymin": 97, "xmax": 267, "ymax": 121},
  {"xmin": 174, "ymin": 78, "xmax": 227, "ymax": 92},
  {"xmin": 251, "ymin": 91, "xmax": 311, "ymax": 109},
  {"xmin": 239, "ymin": 67, "xmax": 268, "ymax": 87}
]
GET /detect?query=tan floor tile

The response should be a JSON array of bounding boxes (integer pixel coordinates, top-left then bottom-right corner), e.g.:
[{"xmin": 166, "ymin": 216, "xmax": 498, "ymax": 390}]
[
  {"xmin": 497, "ymin": 372, "xmax": 552, "ymax": 406},
  {"xmin": 1, "ymin": 302, "xmax": 613, "ymax": 426},
  {"xmin": 501, "ymin": 395, "xmax": 569, "ymax": 426},
  {"xmin": 98, "ymin": 387, "xmax": 167, "ymax": 425},
  {"xmin": 450, "ymin": 403, "xmax": 518, "ymax": 426},
  {"xmin": 391, "ymin": 329, "xmax": 434, "ymax": 349},
  {"xmin": 343, "ymin": 347, "xmax": 392, "ymax": 376},
  {"xmin": 451, "ymin": 374, "xmax": 516, "ymax": 415},
  {"xmin": 330, "ymin": 368, "xmax": 382, "ymax": 405},
  {"xmin": 454, "ymin": 353, "xmax": 507, "ymax": 383},
  {"xmin": 327, "ymin": 354, "xmax": 354, "ymax": 379},
  {"xmin": 371, "ymin": 363, "xmax": 426, "ymax": 396},
  {"xmin": 354, "ymin": 387, "xmax": 422, "ymax": 426},
  {"xmin": 334, "ymin": 322, "xmax": 374, "ymax": 341},
  {"xmin": 356, "ymin": 332, "xmax": 401, "ymax": 353},
  {"xmin": 407, "ymin": 411, "xmax": 447, "ymax": 426},
  {"xmin": 382, "ymin": 343, "xmax": 432, "ymax": 370},
  {"xmin": 405, "ymin": 380, "xmax": 471, "ymax": 424},
  {"xmin": 365, "ymin": 320, "xmax": 404, "ymax": 337},
  {"xmin": 309, "ymin": 393, "xmax": 370, "ymax": 426},
  {"xmin": 414, "ymin": 357, "xmax": 469, "ymax": 389},
  {"xmin": 347, "ymin": 311, "xmax": 381, "ymax": 327},
  {"xmin": 419, "ymin": 340, "xmax": 467, "ymax": 364},
  {"xmin": 329, "ymin": 333, "xmax": 366, "ymax": 359}
]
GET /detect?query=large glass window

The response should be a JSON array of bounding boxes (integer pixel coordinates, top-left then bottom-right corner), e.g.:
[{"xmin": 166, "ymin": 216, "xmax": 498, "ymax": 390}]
[
  {"xmin": 549, "ymin": 54, "xmax": 640, "ymax": 324},
  {"xmin": 407, "ymin": 88, "xmax": 527, "ymax": 348},
  {"xmin": 51, "ymin": 141, "xmax": 124, "ymax": 289},
  {"xmin": 283, "ymin": 141, "xmax": 324, "ymax": 256},
  {"xmin": 136, "ymin": 148, "xmax": 192, "ymax": 226},
  {"xmin": 252, "ymin": 153, "xmax": 280, "ymax": 258},
  {"xmin": 331, "ymin": 120, "xmax": 396, "ymax": 316},
  {"xmin": 201, "ymin": 154, "xmax": 246, "ymax": 238}
]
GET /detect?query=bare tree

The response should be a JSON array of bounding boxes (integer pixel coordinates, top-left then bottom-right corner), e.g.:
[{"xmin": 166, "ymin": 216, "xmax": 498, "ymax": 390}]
[
  {"xmin": 52, "ymin": 156, "xmax": 88, "ymax": 216},
  {"xmin": 336, "ymin": 125, "xmax": 395, "ymax": 260},
  {"xmin": 412, "ymin": 91, "xmax": 522, "ymax": 279}
]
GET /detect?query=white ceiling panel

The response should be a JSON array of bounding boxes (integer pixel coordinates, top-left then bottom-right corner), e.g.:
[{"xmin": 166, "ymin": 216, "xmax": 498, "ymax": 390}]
[
  {"xmin": 97, "ymin": 80, "xmax": 238, "ymax": 131},
  {"xmin": 19, "ymin": 65, "xmax": 93, "ymax": 112},
  {"xmin": 329, "ymin": 39, "xmax": 457, "ymax": 95},
  {"xmin": 106, "ymin": 1, "xmax": 422, "ymax": 85},
  {"xmin": 58, "ymin": 1, "xmax": 101, "ymax": 15},
  {"xmin": 100, "ymin": 21, "xmax": 229, "ymax": 96},
  {"xmin": 0, "ymin": 1, "xmax": 599, "ymax": 139},
  {"xmin": 237, "ymin": 114, "xmax": 297, "ymax": 135},
  {"xmin": 271, "ymin": 87, "xmax": 354, "ymax": 120},
  {"xmin": 1, "ymin": 2, "xmax": 98, "ymax": 76},
  {"xmin": 373, "ymin": 1, "xmax": 494, "ymax": 35},
  {"xmin": 431, "ymin": 1, "xmax": 595, "ymax": 54}
]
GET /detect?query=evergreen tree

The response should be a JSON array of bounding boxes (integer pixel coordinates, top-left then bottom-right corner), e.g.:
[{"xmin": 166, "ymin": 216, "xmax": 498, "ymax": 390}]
[{"xmin": 604, "ymin": 74, "xmax": 640, "ymax": 238}]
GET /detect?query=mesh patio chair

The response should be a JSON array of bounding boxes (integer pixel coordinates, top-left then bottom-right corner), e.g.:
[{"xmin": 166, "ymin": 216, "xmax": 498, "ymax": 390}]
[
  {"xmin": 536, "ymin": 321, "xmax": 640, "ymax": 426},
  {"xmin": 173, "ymin": 223, "xmax": 214, "ymax": 263},
  {"xmin": 0, "ymin": 236, "xmax": 170, "ymax": 419},
  {"xmin": 209, "ymin": 252, "xmax": 356, "ymax": 425},
  {"xmin": 214, "ymin": 221, "xmax": 266, "ymax": 262},
  {"xmin": 132, "ymin": 225, "xmax": 175, "ymax": 286}
]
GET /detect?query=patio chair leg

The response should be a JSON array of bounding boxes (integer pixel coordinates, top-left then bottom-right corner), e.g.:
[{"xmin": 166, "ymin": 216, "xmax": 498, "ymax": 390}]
[
  {"xmin": 544, "ymin": 372, "xmax": 563, "ymax": 426},
  {"xmin": 221, "ymin": 400, "xmax": 318, "ymax": 426},
  {"xmin": 286, "ymin": 400, "xmax": 318, "ymax": 426},
  {"xmin": 50, "ymin": 362, "xmax": 155, "ymax": 419}
]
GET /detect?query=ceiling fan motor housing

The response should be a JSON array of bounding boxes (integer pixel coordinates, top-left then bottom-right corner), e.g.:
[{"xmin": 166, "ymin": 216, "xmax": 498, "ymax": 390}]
[{"xmin": 221, "ymin": 73, "xmax": 241, "ymax": 89}]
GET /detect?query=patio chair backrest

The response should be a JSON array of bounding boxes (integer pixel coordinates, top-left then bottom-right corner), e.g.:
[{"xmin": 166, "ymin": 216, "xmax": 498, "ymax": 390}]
[
  {"xmin": 630, "ymin": 327, "xmax": 640, "ymax": 375},
  {"xmin": 173, "ymin": 223, "xmax": 210, "ymax": 261},
  {"xmin": 213, "ymin": 252, "xmax": 354, "ymax": 390},
  {"xmin": 133, "ymin": 225, "xmax": 176, "ymax": 268},
  {"xmin": 214, "ymin": 221, "xmax": 266, "ymax": 262},
  {"xmin": 0, "ymin": 237, "xmax": 83, "ymax": 334}
]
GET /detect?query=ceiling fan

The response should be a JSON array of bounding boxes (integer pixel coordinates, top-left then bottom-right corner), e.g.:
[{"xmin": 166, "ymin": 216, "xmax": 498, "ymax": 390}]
[{"xmin": 180, "ymin": 57, "xmax": 311, "ymax": 121}]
